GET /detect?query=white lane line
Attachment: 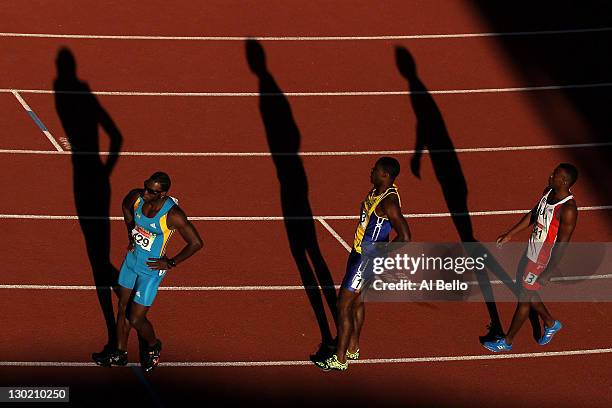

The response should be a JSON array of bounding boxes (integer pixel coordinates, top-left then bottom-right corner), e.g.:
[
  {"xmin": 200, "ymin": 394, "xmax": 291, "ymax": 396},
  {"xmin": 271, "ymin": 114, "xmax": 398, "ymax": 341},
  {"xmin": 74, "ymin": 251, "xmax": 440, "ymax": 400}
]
[
  {"xmin": 3, "ymin": 272, "xmax": 612, "ymax": 292},
  {"xmin": 10, "ymin": 91, "xmax": 62, "ymax": 151},
  {"xmin": 1, "ymin": 347, "xmax": 612, "ymax": 367},
  {"xmin": 0, "ymin": 142, "xmax": 610, "ymax": 157},
  {"xmin": 465, "ymin": 273, "xmax": 612, "ymax": 286},
  {"xmin": 0, "ymin": 284, "xmax": 340, "ymax": 291},
  {"xmin": 0, "ymin": 205, "xmax": 609, "ymax": 222},
  {"xmin": 0, "ymin": 27, "xmax": 611, "ymax": 41},
  {"xmin": 2, "ymin": 82, "xmax": 612, "ymax": 97},
  {"xmin": 316, "ymin": 218, "xmax": 352, "ymax": 252}
]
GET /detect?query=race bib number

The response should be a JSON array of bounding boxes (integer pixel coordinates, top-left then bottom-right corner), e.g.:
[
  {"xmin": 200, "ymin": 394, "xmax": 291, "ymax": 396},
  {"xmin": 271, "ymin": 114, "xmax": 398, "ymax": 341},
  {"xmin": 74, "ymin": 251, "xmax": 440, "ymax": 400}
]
[
  {"xmin": 359, "ymin": 206, "xmax": 368, "ymax": 227},
  {"xmin": 531, "ymin": 222, "xmax": 545, "ymax": 243},
  {"xmin": 350, "ymin": 271, "xmax": 363, "ymax": 291},
  {"xmin": 132, "ymin": 225, "xmax": 156, "ymax": 251},
  {"xmin": 524, "ymin": 272, "xmax": 538, "ymax": 285}
]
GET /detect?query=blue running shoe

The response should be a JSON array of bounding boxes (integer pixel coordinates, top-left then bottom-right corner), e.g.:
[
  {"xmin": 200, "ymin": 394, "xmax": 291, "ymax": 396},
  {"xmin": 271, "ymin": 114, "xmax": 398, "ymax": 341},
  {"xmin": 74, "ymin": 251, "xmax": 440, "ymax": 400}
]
[
  {"xmin": 538, "ymin": 320, "xmax": 563, "ymax": 345},
  {"xmin": 483, "ymin": 338, "xmax": 513, "ymax": 353}
]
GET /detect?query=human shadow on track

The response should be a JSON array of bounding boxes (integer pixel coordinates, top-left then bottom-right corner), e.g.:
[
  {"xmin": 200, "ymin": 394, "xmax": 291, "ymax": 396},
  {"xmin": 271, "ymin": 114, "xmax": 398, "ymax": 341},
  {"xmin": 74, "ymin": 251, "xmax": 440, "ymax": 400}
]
[
  {"xmin": 395, "ymin": 47, "xmax": 539, "ymax": 341},
  {"xmin": 53, "ymin": 48, "xmax": 123, "ymax": 352},
  {"xmin": 246, "ymin": 39, "xmax": 338, "ymax": 353}
]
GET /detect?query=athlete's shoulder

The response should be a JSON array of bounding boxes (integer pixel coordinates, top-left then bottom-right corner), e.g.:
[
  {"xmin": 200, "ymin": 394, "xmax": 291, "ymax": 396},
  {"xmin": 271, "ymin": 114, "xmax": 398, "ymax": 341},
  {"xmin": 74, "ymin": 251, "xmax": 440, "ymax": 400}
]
[
  {"xmin": 562, "ymin": 197, "xmax": 578, "ymax": 211},
  {"xmin": 559, "ymin": 199, "xmax": 578, "ymax": 228},
  {"xmin": 381, "ymin": 192, "xmax": 401, "ymax": 212},
  {"xmin": 123, "ymin": 189, "xmax": 142, "ymax": 206},
  {"xmin": 167, "ymin": 202, "xmax": 188, "ymax": 228}
]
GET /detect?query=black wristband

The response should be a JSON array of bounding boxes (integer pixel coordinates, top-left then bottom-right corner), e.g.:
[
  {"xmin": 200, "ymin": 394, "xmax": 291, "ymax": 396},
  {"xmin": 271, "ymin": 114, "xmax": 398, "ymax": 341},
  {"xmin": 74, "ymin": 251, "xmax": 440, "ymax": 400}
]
[{"xmin": 167, "ymin": 258, "xmax": 177, "ymax": 268}]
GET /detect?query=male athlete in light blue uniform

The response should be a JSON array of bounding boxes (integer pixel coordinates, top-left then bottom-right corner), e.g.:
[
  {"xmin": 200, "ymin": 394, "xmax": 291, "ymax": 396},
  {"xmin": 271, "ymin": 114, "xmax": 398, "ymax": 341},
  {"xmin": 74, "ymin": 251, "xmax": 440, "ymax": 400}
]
[{"xmin": 93, "ymin": 172, "xmax": 203, "ymax": 371}]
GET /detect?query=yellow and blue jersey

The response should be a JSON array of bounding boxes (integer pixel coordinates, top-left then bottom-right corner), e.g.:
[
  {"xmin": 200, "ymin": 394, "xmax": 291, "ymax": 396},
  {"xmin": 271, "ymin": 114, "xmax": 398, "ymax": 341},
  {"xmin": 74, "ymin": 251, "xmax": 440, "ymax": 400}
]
[
  {"xmin": 130, "ymin": 196, "xmax": 177, "ymax": 274},
  {"xmin": 353, "ymin": 185, "xmax": 400, "ymax": 254}
]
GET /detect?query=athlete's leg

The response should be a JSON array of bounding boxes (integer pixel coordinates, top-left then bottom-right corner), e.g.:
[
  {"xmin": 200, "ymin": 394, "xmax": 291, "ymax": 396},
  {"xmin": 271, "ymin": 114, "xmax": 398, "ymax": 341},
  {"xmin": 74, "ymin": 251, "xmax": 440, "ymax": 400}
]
[
  {"xmin": 115, "ymin": 255, "xmax": 138, "ymax": 352},
  {"xmin": 529, "ymin": 293, "xmax": 555, "ymax": 328},
  {"xmin": 128, "ymin": 271, "xmax": 165, "ymax": 346},
  {"xmin": 348, "ymin": 300, "xmax": 364, "ymax": 353},
  {"xmin": 335, "ymin": 288, "xmax": 360, "ymax": 363},
  {"xmin": 116, "ymin": 286, "xmax": 133, "ymax": 351},
  {"xmin": 128, "ymin": 303, "xmax": 157, "ymax": 347},
  {"xmin": 505, "ymin": 290, "xmax": 533, "ymax": 345}
]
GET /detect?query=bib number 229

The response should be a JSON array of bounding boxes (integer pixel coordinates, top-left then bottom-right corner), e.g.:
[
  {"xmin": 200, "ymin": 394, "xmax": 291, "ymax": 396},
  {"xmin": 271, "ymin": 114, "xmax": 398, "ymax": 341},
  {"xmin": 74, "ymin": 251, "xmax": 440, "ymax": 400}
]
[{"xmin": 132, "ymin": 227, "xmax": 156, "ymax": 251}]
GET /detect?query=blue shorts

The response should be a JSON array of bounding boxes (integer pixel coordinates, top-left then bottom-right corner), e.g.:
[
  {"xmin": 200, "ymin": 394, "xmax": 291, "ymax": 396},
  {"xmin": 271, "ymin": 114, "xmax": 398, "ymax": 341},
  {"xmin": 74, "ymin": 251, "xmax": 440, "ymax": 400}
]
[
  {"xmin": 341, "ymin": 250, "xmax": 373, "ymax": 293},
  {"xmin": 118, "ymin": 251, "xmax": 167, "ymax": 307}
]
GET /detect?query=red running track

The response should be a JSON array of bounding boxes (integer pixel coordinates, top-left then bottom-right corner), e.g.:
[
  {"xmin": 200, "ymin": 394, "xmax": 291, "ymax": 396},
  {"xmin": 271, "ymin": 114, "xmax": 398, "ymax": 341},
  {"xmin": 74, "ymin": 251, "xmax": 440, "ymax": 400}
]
[{"xmin": 1, "ymin": 2, "xmax": 612, "ymax": 407}]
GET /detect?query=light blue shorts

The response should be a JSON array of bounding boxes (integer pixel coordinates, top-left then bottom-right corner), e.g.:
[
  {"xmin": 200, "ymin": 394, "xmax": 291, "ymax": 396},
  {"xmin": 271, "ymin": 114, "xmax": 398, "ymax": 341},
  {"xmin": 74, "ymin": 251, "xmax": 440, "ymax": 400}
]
[{"xmin": 118, "ymin": 251, "xmax": 167, "ymax": 306}]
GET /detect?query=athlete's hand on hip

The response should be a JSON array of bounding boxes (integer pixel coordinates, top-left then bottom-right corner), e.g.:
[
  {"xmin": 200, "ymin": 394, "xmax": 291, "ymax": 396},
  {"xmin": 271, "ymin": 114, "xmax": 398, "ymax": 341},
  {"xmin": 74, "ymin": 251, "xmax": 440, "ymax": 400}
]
[
  {"xmin": 147, "ymin": 256, "xmax": 171, "ymax": 271},
  {"xmin": 127, "ymin": 237, "xmax": 135, "ymax": 252}
]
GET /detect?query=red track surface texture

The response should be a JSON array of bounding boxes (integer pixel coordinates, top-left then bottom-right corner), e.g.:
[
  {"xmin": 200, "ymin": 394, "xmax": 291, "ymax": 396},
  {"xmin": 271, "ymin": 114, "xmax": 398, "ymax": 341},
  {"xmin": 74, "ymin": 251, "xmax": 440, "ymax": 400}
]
[{"xmin": 1, "ymin": 2, "xmax": 611, "ymax": 407}]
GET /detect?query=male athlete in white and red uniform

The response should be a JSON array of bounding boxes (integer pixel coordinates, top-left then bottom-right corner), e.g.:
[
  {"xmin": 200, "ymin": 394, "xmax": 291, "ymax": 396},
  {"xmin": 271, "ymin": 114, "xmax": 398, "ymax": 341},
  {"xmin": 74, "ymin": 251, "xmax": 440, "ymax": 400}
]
[{"xmin": 484, "ymin": 163, "xmax": 578, "ymax": 352}]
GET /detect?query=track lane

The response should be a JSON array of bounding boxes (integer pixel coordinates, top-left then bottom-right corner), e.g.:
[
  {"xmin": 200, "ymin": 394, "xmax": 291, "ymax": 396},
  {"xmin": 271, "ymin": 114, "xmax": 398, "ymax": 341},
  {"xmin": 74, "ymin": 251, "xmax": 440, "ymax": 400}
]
[
  {"xmin": 0, "ymin": 0, "xmax": 488, "ymax": 38},
  {"xmin": 1, "ymin": 32, "xmax": 610, "ymax": 92},
  {"xmin": 1, "ymin": 212, "xmax": 609, "ymax": 287},
  {"xmin": 16, "ymin": 88, "xmax": 612, "ymax": 154},
  {"xmin": 2, "ymin": 355, "xmax": 611, "ymax": 408},
  {"xmin": 0, "ymin": 149, "xmax": 608, "ymax": 216},
  {"xmin": 1, "ymin": 288, "xmax": 611, "ymax": 363}
]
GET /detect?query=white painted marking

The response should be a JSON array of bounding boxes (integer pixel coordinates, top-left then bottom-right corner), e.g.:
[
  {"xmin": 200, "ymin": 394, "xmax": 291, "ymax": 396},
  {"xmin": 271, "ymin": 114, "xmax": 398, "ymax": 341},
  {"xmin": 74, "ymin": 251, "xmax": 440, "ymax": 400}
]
[
  {"xmin": 3, "ymin": 272, "xmax": 612, "ymax": 292},
  {"xmin": 10, "ymin": 91, "xmax": 63, "ymax": 151},
  {"xmin": 0, "ymin": 284, "xmax": 340, "ymax": 291},
  {"xmin": 317, "ymin": 218, "xmax": 352, "ymax": 252},
  {"xmin": 0, "ymin": 141, "xmax": 611, "ymax": 157},
  {"xmin": 465, "ymin": 273, "xmax": 612, "ymax": 286},
  {"xmin": 2, "ymin": 82, "xmax": 612, "ymax": 97},
  {"xmin": 0, "ymin": 27, "xmax": 610, "ymax": 41},
  {"xmin": 1, "ymin": 347, "xmax": 611, "ymax": 367},
  {"xmin": 0, "ymin": 206, "xmax": 609, "ymax": 222},
  {"xmin": 11, "ymin": 90, "xmax": 33, "ymax": 110}
]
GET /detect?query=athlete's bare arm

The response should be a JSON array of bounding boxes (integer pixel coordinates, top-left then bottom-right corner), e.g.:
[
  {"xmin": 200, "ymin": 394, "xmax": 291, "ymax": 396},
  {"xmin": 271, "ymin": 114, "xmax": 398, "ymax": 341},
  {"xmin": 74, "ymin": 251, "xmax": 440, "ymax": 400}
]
[
  {"xmin": 555, "ymin": 200, "xmax": 578, "ymax": 243},
  {"xmin": 381, "ymin": 195, "xmax": 411, "ymax": 242},
  {"xmin": 496, "ymin": 201, "xmax": 542, "ymax": 246},
  {"xmin": 121, "ymin": 189, "xmax": 141, "ymax": 251},
  {"xmin": 146, "ymin": 205, "xmax": 203, "ymax": 270}
]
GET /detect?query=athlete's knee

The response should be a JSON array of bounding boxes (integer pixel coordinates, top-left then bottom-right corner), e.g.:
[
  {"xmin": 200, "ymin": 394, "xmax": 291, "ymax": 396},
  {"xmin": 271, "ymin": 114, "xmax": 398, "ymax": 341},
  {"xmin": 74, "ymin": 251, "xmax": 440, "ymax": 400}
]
[
  {"xmin": 336, "ymin": 293, "xmax": 356, "ymax": 314},
  {"xmin": 129, "ymin": 315, "xmax": 146, "ymax": 329},
  {"xmin": 117, "ymin": 298, "xmax": 130, "ymax": 315},
  {"xmin": 517, "ymin": 300, "xmax": 531, "ymax": 311}
]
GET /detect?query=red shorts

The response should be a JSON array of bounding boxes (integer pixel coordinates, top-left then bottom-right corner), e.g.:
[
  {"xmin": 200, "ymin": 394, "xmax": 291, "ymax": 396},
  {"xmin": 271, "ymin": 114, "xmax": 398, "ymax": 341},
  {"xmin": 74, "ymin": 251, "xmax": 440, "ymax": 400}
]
[{"xmin": 522, "ymin": 260, "xmax": 547, "ymax": 291}]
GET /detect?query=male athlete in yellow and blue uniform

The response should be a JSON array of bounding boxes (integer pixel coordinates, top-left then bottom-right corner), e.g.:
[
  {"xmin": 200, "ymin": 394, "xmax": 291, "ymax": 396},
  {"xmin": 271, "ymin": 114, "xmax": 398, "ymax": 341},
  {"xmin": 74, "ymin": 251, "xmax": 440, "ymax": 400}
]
[
  {"xmin": 93, "ymin": 172, "xmax": 203, "ymax": 371},
  {"xmin": 315, "ymin": 157, "xmax": 411, "ymax": 371},
  {"xmin": 342, "ymin": 184, "xmax": 401, "ymax": 292}
]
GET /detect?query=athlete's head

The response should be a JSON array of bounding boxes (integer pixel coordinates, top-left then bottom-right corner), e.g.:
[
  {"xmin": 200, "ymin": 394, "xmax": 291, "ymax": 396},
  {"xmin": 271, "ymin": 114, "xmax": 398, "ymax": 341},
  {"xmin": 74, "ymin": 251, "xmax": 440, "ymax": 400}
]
[
  {"xmin": 371, "ymin": 157, "xmax": 400, "ymax": 186},
  {"xmin": 549, "ymin": 163, "xmax": 578, "ymax": 190},
  {"xmin": 143, "ymin": 172, "xmax": 171, "ymax": 202}
]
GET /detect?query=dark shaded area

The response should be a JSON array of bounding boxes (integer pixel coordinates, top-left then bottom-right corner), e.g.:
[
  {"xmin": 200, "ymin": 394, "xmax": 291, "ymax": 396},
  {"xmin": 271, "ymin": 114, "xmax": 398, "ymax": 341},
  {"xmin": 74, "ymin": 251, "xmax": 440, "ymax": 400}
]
[
  {"xmin": 53, "ymin": 48, "xmax": 123, "ymax": 350},
  {"xmin": 245, "ymin": 40, "xmax": 337, "ymax": 350},
  {"xmin": 395, "ymin": 47, "xmax": 540, "ymax": 339},
  {"xmin": 2, "ymin": 367, "xmax": 465, "ymax": 408},
  {"xmin": 471, "ymin": 0, "xmax": 612, "ymax": 214}
]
